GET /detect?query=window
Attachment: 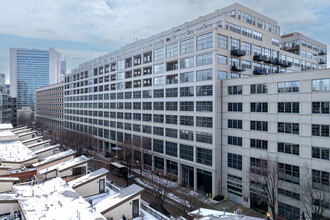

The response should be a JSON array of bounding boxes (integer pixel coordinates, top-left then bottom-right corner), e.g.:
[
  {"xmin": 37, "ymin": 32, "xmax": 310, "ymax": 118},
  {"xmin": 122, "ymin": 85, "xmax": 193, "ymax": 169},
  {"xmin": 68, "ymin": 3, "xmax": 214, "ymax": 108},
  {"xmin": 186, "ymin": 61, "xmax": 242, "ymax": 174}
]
[
  {"xmin": 229, "ymin": 23, "xmax": 241, "ymax": 34},
  {"xmin": 250, "ymin": 139, "xmax": 268, "ymax": 150},
  {"xmin": 228, "ymin": 85, "xmax": 242, "ymax": 95},
  {"xmin": 278, "ymin": 163, "xmax": 300, "ymax": 184},
  {"xmin": 217, "ymin": 55, "xmax": 227, "ymax": 64},
  {"xmin": 180, "ymin": 116, "xmax": 194, "ymax": 126},
  {"xmin": 166, "ymin": 88, "xmax": 178, "ymax": 97},
  {"xmin": 143, "ymin": 102, "xmax": 152, "ymax": 110},
  {"xmin": 312, "ymin": 169, "xmax": 329, "ymax": 191},
  {"xmin": 166, "ymin": 141, "xmax": 177, "ymax": 157},
  {"xmin": 166, "ymin": 115, "xmax": 178, "ymax": 125},
  {"xmin": 278, "ymin": 122, "xmax": 299, "ymax": 134},
  {"xmin": 180, "ymin": 71, "xmax": 194, "ymax": 83},
  {"xmin": 312, "ymin": 102, "xmax": 330, "ymax": 114},
  {"xmin": 166, "ymin": 102, "xmax": 177, "ymax": 111},
  {"xmin": 197, "ymin": 148, "xmax": 212, "ymax": 166},
  {"xmin": 196, "ymin": 132, "xmax": 212, "ymax": 144},
  {"xmin": 180, "ymin": 38, "xmax": 194, "ymax": 55},
  {"xmin": 153, "ymin": 102, "xmax": 164, "ymax": 110},
  {"xmin": 230, "ymin": 38, "xmax": 239, "ymax": 50},
  {"xmin": 166, "ymin": 60, "xmax": 178, "ymax": 71},
  {"xmin": 241, "ymin": 27, "xmax": 252, "ymax": 38},
  {"xmin": 312, "ymin": 146, "xmax": 329, "ymax": 160},
  {"xmin": 153, "ymin": 76, "xmax": 164, "ymax": 86},
  {"xmin": 228, "ymin": 119, "xmax": 242, "ymax": 129},
  {"xmin": 196, "ymin": 69, "xmax": 213, "ymax": 81},
  {"xmin": 154, "ymin": 63, "xmax": 164, "ymax": 74},
  {"xmin": 153, "ymin": 139, "xmax": 164, "ymax": 153},
  {"xmin": 218, "ymin": 71, "xmax": 227, "ymax": 79},
  {"xmin": 251, "ymin": 121, "xmax": 268, "ymax": 131},
  {"xmin": 278, "ymin": 188, "xmax": 300, "ymax": 201},
  {"xmin": 278, "ymin": 102, "xmax": 299, "ymax": 113},
  {"xmin": 196, "ymin": 32, "xmax": 213, "ymax": 51},
  {"xmin": 228, "ymin": 136, "xmax": 242, "ymax": 146},
  {"xmin": 153, "ymin": 89, "xmax": 164, "ymax": 98},
  {"xmin": 228, "ymin": 153, "xmax": 242, "ymax": 170},
  {"xmin": 196, "ymin": 85, "xmax": 212, "ymax": 96},
  {"xmin": 180, "ymin": 101, "xmax": 194, "ymax": 111},
  {"xmin": 242, "ymin": 42, "xmax": 251, "ymax": 54},
  {"xmin": 143, "ymin": 90, "xmax": 152, "ymax": 98},
  {"xmin": 252, "ymin": 30, "xmax": 262, "ymax": 40},
  {"xmin": 153, "ymin": 114, "xmax": 164, "ymax": 123},
  {"xmin": 278, "ymin": 142, "xmax": 299, "ymax": 155},
  {"xmin": 312, "ymin": 124, "xmax": 330, "ymax": 137},
  {"xmin": 153, "ymin": 126, "xmax": 164, "ymax": 136},
  {"xmin": 278, "ymin": 81, "xmax": 300, "ymax": 93},
  {"xmin": 196, "ymin": 101, "xmax": 212, "ymax": 112},
  {"xmin": 196, "ymin": 53, "xmax": 213, "ymax": 66},
  {"xmin": 154, "ymin": 156, "xmax": 164, "ymax": 170},
  {"xmin": 166, "ymin": 74, "xmax": 178, "ymax": 84},
  {"xmin": 180, "ymin": 144, "xmax": 193, "ymax": 161},
  {"xmin": 250, "ymin": 103, "xmax": 268, "ymax": 112},
  {"xmin": 228, "ymin": 103, "xmax": 242, "ymax": 112},
  {"xmin": 154, "ymin": 48, "xmax": 164, "ymax": 61},
  {"xmin": 166, "ymin": 43, "xmax": 178, "ymax": 58},
  {"xmin": 180, "ymin": 57, "xmax": 194, "ymax": 69},
  {"xmin": 250, "ymin": 84, "xmax": 268, "ymax": 94},
  {"xmin": 196, "ymin": 117, "xmax": 212, "ymax": 128},
  {"xmin": 250, "ymin": 157, "xmax": 267, "ymax": 176},
  {"xmin": 180, "ymin": 86, "xmax": 194, "ymax": 97},
  {"xmin": 312, "ymin": 79, "xmax": 330, "ymax": 91},
  {"xmin": 179, "ymin": 130, "xmax": 193, "ymax": 141},
  {"xmin": 278, "ymin": 202, "xmax": 300, "ymax": 220},
  {"xmin": 218, "ymin": 34, "xmax": 227, "ymax": 49},
  {"xmin": 133, "ymin": 91, "xmax": 141, "ymax": 99}
]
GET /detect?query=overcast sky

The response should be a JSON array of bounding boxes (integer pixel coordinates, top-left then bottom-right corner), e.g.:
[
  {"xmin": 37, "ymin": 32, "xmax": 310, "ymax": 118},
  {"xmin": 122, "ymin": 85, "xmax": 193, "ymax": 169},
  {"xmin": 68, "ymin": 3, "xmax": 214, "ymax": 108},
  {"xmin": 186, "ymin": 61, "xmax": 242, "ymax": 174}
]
[{"xmin": 0, "ymin": 0, "xmax": 329, "ymax": 83}]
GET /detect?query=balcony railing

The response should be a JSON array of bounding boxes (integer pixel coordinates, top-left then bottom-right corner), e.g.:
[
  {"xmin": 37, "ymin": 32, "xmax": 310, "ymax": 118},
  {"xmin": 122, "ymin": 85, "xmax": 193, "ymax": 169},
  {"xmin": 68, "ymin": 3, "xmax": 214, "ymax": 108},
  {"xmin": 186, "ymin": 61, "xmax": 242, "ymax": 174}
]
[
  {"xmin": 283, "ymin": 45, "xmax": 299, "ymax": 50},
  {"xmin": 318, "ymin": 51, "xmax": 327, "ymax": 56},
  {"xmin": 319, "ymin": 59, "xmax": 327, "ymax": 64},
  {"xmin": 231, "ymin": 49, "xmax": 246, "ymax": 57},
  {"xmin": 253, "ymin": 68, "xmax": 270, "ymax": 75},
  {"xmin": 231, "ymin": 65, "xmax": 245, "ymax": 72},
  {"xmin": 253, "ymin": 54, "xmax": 268, "ymax": 62}
]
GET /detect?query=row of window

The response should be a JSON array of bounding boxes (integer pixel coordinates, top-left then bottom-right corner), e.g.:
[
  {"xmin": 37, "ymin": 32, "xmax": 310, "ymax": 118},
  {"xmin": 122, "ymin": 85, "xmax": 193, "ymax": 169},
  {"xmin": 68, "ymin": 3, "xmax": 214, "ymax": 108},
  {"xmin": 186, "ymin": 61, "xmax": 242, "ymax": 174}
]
[{"xmin": 228, "ymin": 78, "xmax": 330, "ymax": 96}]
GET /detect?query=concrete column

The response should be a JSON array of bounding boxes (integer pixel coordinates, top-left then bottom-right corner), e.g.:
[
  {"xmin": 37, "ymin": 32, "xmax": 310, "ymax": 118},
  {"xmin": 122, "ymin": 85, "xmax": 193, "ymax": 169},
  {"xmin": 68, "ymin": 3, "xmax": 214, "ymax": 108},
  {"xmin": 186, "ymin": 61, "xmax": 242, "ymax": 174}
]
[
  {"xmin": 163, "ymin": 159, "xmax": 167, "ymax": 175},
  {"xmin": 177, "ymin": 163, "xmax": 182, "ymax": 185},
  {"xmin": 194, "ymin": 167, "xmax": 197, "ymax": 192},
  {"xmin": 151, "ymin": 155, "xmax": 154, "ymax": 172}
]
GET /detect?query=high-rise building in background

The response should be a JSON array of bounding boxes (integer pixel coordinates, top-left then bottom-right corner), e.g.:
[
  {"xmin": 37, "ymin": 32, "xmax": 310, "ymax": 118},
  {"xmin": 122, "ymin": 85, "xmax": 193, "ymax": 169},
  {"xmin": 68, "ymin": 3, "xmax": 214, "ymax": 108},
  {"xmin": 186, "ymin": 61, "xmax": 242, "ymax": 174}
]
[
  {"xmin": 60, "ymin": 57, "xmax": 67, "ymax": 82},
  {"xmin": 9, "ymin": 48, "xmax": 61, "ymax": 111},
  {"xmin": 0, "ymin": 74, "xmax": 17, "ymax": 127}
]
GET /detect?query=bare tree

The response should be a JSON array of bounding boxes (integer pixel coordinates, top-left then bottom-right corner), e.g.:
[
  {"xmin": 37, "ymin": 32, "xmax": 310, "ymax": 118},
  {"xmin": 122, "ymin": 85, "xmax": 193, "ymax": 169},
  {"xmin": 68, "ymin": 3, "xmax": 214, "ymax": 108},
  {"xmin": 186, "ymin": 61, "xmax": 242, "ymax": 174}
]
[
  {"xmin": 300, "ymin": 171, "xmax": 329, "ymax": 220},
  {"xmin": 59, "ymin": 130, "xmax": 95, "ymax": 156},
  {"xmin": 249, "ymin": 158, "xmax": 280, "ymax": 220},
  {"xmin": 176, "ymin": 190, "xmax": 209, "ymax": 219},
  {"xmin": 149, "ymin": 171, "xmax": 172, "ymax": 213}
]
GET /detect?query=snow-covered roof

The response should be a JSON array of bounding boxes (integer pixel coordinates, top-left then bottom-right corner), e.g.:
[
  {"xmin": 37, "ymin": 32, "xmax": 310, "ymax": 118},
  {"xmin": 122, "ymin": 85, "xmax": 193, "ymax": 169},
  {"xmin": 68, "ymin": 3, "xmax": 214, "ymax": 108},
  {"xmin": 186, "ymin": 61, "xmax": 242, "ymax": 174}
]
[
  {"xmin": 0, "ymin": 177, "xmax": 19, "ymax": 181},
  {"xmin": 12, "ymin": 128, "xmax": 30, "ymax": 134},
  {"xmin": 0, "ymin": 123, "xmax": 13, "ymax": 130},
  {"xmin": 12, "ymin": 177, "xmax": 106, "ymax": 220},
  {"xmin": 0, "ymin": 140, "xmax": 37, "ymax": 162},
  {"xmin": 39, "ymin": 155, "xmax": 90, "ymax": 175},
  {"xmin": 32, "ymin": 149, "xmax": 76, "ymax": 167},
  {"xmin": 17, "ymin": 131, "xmax": 35, "ymax": 137},
  {"xmin": 94, "ymin": 184, "xmax": 143, "ymax": 214},
  {"xmin": 27, "ymin": 139, "xmax": 51, "ymax": 148},
  {"xmin": 189, "ymin": 208, "xmax": 264, "ymax": 220},
  {"xmin": 69, "ymin": 168, "xmax": 108, "ymax": 189},
  {"xmin": 21, "ymin": 136, "xmax": 43, "ymax": 144},
  {"xmin": 0, "ymin": 130, "xmax": 16, "ymax": 137},
  {"xmin": 34, "ymin": 144, "xmax": 60, "ymax": 154}
]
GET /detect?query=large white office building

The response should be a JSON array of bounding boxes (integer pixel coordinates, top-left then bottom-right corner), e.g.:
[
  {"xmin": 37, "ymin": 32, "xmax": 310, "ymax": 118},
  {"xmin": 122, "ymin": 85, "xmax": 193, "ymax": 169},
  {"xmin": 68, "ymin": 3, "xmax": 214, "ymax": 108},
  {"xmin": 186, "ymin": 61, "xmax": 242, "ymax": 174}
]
[{"xmin": 62, "ymin": 3, "xmax": 328, "ymax": 219}]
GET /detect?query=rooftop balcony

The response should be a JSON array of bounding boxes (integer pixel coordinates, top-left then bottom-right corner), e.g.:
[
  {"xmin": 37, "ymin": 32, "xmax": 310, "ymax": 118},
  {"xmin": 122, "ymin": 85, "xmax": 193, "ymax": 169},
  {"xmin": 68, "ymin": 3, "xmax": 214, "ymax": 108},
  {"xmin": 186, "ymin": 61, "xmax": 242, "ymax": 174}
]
[
  {"xmin": 283, "ymin": 44, "xmax": 299, "ymax": 51},
  {"xmin": 231, "ymin": 49, "xmax": 246, "ymax": 57},
  {"xmin": 319, "ymin": 51, "xmax": 327, "ymax": 56}
]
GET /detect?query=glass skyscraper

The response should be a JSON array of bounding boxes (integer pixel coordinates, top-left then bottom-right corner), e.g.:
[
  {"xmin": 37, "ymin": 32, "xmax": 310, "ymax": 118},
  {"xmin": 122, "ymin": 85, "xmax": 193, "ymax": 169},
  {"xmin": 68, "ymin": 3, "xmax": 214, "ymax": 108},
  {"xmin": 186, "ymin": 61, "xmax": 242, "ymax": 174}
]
[{"xmin": 10, "ymin": 48, "xmax": 61, "ymax": 110}]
